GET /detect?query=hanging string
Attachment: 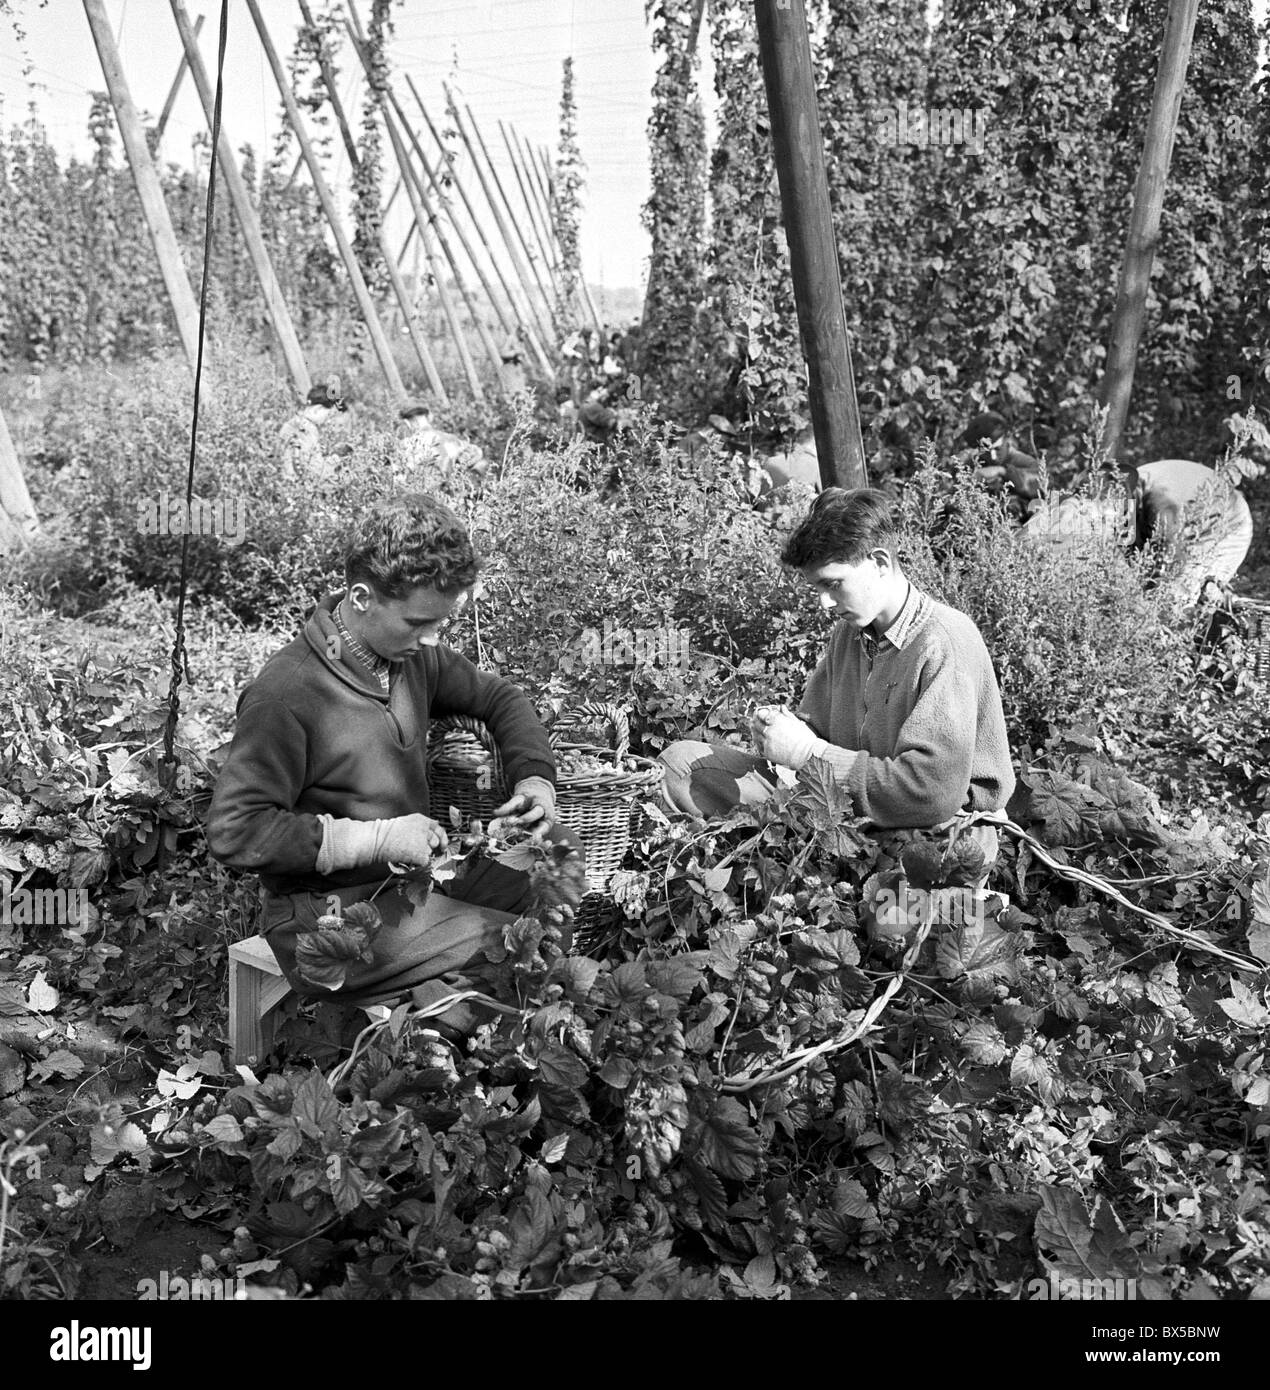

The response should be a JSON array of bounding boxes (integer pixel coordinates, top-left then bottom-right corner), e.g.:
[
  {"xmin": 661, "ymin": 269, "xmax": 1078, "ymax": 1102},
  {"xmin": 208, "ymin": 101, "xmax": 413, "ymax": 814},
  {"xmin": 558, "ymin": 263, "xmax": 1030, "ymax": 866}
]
[{"xmin": 160, "ymin": 0, "xmax": 229, "ymax": 782}]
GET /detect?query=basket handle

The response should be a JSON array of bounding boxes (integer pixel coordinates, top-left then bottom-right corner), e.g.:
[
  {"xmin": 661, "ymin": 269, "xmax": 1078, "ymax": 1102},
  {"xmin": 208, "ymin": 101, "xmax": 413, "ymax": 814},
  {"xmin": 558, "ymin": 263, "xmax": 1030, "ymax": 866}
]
[
  {"xmin": 427, "ymin": 714, "xmax": 499, "ymax": 759},
  {"xmin": 553, "ymin": 701, "xmax": 630, "ymax": 757}
]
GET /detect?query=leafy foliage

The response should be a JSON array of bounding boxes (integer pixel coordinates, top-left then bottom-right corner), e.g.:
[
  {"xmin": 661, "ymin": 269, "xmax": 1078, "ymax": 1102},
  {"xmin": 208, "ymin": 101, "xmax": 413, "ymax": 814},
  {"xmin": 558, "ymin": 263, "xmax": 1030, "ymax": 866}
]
[
  {"xmin": 553, "ymin": 57, "xmax": 584, "ymax": 328},
  {"xmin": 640, "ymin": 0, "xmax": 709, "ymax": 419}
]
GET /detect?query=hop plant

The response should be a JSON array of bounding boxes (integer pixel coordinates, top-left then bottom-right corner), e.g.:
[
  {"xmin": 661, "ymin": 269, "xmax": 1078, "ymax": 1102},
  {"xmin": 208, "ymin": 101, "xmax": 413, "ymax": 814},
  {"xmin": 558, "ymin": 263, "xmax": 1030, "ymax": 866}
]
[
  {"xmin": 528, "ymin": 843, "xmax": 589, "ymax": 916},
  {"xmin": 625, "ymin": 1076, "xmax": 690, "ymax": 1177}
]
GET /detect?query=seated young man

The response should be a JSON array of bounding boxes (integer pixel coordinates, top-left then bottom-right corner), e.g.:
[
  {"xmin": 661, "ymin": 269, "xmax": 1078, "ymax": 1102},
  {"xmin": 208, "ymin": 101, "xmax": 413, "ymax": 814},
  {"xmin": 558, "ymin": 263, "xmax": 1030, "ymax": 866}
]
[
  {"xmin": 659, "ymin": 488, "xmax": 1016, "ymax": 869},
  {"xmin": 207, "ymin": 494, "xmax": 582, "ymax": 1034}
]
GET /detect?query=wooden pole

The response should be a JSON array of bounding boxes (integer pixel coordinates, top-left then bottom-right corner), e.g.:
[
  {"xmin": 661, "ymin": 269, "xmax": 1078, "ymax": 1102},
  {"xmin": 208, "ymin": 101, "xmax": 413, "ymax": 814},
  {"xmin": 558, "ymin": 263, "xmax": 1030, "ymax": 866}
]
[
  {"xmin": 1099, "ymin": 0, "xmax": 1200, "ymax": 460},
  {"xmin": 390, "ymin": 126, "xmax": 506, "ymax": 388},
  {"xmin": 247, "ymin": 0, "xmax": 406, "ymax": 401},
  {"xmin": 84, "ymin": 0, "xmax": 201, "ymax": 369},
  {"xmin": 515, "ymin": 128, "xmax": 561, "ymax": 278},
  {"xmin": 466, "ymin": 105, "xmax": 557, "ymax": 332},
  {"xmin": 444, "ymin": 83, "xmax": 556, "ymax": 349},
  {"xmin": 406, "ymin": 77, "xmax": 554, "ymax": 380},
  {"xmin": 299, "ymin": 4, "xmax": 449, "ymax": 400},
  {"xmin": 296, "ymin": 0, "xmax": 359, "ymax": 172},
  {"xmin": 404, "ymin": 79, "xmax": 518, "ymax": 336},
  {"xmin": 383, "ymin": 107, "xmax": 522, "ymax": 388},
  {"xmin": 340, "ymin": 13, "xmax": 496, "ymax": 396},
  {"xmin": 753, "ymin": 0, "xmax": 865, "ymax": 488},
  {"xmin": 155, "ymin": 10, "xmax": 203, "ymax": 145},
  {"xmin": 0, "ymin": 404, "xmax": 38, "ymax": 541},
  {"xmin": 501, "ymin": 121, "xmax": 561, "ymax": 298},
  {"xmin": 171, "ymin": 0, "xmax": 310, "ymax": 395}
]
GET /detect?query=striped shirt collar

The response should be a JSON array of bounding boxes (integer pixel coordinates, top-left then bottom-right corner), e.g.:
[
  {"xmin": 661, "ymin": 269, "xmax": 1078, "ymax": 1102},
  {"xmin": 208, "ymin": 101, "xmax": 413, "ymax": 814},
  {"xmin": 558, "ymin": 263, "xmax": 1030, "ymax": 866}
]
[
  {"xmin": 859, "ymin": 581, "xmax": 931, "ymax": 659},
  {"xmin": 333, "ymin": 602, "xmax": 392, "ymax": 694}
]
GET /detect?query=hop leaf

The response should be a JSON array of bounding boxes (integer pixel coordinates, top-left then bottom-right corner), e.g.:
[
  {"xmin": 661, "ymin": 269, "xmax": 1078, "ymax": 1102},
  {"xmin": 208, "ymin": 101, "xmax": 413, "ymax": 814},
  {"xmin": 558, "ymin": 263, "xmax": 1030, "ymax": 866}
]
[
  {"xmin": 689, "ymin": 1094, "xmax": 760, "ymax": 1181},
  {"xmin": 959, "ymin": 1021, "xmax": 1008, "ymax": 1065},
  {"xmin": 294, "ymin": 910, "xmax": 381, "ymax": 992},
  {"xmin": 941, "ymin": 834, "xmax": 987, "ymax": 887}
]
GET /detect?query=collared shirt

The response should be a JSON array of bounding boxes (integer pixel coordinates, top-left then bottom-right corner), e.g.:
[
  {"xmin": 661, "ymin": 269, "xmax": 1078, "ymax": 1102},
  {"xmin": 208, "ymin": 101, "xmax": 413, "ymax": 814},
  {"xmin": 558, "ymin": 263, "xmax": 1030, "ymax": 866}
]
[
  {"xmin": 333, "ymin": 604, "xmax": 392, "ymax": 695},
  {"xmin": 858, "ymin": 581, "xmax": 933, "ymax": 668}
]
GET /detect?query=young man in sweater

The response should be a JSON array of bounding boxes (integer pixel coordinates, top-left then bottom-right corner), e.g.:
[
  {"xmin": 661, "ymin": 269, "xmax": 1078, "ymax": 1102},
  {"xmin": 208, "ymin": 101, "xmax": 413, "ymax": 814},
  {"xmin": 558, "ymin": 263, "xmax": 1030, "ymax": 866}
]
[
  {"xmin": 207, "ymin": 494, "xmax": 581, "ymax": 1033},
  {"xmin": 659, "ymin": 488, "xmax": 1016, "ymax": 868}
]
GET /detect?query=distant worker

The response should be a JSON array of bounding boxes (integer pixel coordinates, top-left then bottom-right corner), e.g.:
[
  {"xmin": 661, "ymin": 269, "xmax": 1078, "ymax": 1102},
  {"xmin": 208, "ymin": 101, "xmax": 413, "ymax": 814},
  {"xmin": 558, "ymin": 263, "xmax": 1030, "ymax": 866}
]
[
  {"xmin": 1022, "ymin": 458, "xmax": 1253, "ymax": 605},
  {"xmin": 958, "ymin": 412, "xmax": 1043, "ymax": 509},
  {"xmin": 280, "ymin": 377, "xmax": 345, "ymax": 481},
  {"xmin": 578, "ymin": 385, "xmax": 623, "ymax": 447},
  {"xmin": 396, "ymin": 403, "xmax": 489, "ymax": 486},
  {"xmin": 500, "ymin": 334, "xmax": 528, "ymax": 396}
]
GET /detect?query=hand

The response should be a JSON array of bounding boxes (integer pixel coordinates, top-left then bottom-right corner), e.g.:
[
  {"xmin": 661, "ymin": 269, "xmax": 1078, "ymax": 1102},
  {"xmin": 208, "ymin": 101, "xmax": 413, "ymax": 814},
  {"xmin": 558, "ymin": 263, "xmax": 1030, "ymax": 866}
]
[
  {"xmin": 375, "ymin": 814, "xmax": 450, "ymax": 868},
  {"xmin": 750, "ymin": 704, "xmax": 781, "ymax": 750},
  {"xmin": 492, "ymin": 776, "xmax": 556, "ymax": 839},
  {"xmin": 753, "ymin": 708, "xmax": 823, "ymax": 771}
]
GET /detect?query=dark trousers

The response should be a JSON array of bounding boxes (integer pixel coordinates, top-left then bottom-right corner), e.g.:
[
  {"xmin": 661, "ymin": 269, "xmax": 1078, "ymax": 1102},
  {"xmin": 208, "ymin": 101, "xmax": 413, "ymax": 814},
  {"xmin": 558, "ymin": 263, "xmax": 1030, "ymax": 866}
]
[{"xmin": 260, "ymin": 823, "xmax": 582, "ymax": 1033}]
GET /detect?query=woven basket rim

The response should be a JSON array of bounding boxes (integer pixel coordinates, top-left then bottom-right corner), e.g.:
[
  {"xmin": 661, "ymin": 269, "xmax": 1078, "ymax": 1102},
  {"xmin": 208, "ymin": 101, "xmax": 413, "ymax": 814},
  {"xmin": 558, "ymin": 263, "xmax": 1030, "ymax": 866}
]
[{"xmin": 431, "ymin": 736, "xmax": 663, "ymax": 791}]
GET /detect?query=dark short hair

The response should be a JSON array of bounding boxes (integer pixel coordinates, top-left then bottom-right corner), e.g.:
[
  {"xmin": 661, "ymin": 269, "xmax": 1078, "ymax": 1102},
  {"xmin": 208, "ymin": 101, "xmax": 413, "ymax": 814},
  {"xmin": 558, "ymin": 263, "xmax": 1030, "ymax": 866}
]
[
  {"xmin": 780, "ymin": 488, "xmax": 901, "ymax": 569},
  {"xmin": 960, "ymin": 411, "xmax": 1008, "ymax": 447},
  {"xmin": 344, "ymin": 494, "xmax": 480, "ymax": 598},
  {"xmin": 307, "ymin": 381, "xmax": 345, "ymax": 410}
]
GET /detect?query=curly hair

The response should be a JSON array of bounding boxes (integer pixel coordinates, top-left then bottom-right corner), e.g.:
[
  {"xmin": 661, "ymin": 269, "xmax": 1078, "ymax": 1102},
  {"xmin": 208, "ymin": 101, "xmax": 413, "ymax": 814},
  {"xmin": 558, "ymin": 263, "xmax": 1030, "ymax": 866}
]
[
  {"xmin": 344, "ymin": 493, "xmax": 481, "ymax": 598},
  {"xmin": 780, "ymin": 488, "xmax": 901, "ymax": 569}
]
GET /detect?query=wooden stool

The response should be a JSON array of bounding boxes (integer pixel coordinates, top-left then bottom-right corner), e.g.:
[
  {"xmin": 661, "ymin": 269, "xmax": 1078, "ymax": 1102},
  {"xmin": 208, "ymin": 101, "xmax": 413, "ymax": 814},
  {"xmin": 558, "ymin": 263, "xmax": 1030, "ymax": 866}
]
[{"xmin": 227, "ymin": 935, "xmax": 292, "ymax": 1066}]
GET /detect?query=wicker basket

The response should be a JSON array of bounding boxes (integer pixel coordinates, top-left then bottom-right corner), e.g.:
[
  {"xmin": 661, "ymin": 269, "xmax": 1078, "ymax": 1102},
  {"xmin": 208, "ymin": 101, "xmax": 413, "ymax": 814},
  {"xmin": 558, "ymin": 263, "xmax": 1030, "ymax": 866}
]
[
  {"xmin": 426, "ymin": 701, "xmax": 665, "ymax": 897},
  {"xmin": 1232, "ymin": 597, "xmax": 1270, "ymax": 682}
]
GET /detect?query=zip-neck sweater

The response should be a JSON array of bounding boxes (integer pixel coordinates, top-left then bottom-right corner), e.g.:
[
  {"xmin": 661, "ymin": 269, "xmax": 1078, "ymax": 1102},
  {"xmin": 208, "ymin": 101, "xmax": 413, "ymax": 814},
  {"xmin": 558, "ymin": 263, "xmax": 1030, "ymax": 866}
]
[
  {"xmin": 796, "ymin": 582, "xmax": 1015, "ymax": 828},
  {"xmin": 206, "ymin": 593, "xmax": 555, "ymax": 894}
]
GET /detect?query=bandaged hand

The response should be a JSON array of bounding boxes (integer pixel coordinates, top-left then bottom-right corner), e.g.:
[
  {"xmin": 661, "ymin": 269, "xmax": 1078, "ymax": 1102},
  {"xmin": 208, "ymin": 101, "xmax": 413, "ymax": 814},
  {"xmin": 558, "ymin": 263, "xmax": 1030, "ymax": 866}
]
[
  {"xmin": 752, "ymin": 707, "xmax": 826, "ymax": 771},
  {"xmin": 492, "ymin": 776, "xmax": 556, "ymax": 839}
]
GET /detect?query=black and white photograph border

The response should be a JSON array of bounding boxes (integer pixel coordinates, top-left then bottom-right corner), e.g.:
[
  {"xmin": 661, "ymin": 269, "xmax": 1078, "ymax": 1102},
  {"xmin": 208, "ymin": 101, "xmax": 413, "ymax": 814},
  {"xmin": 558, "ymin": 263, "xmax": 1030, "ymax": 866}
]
[{"xmin": 0, "ymin": 0, "xmax": 1266, "ymax": 1342}]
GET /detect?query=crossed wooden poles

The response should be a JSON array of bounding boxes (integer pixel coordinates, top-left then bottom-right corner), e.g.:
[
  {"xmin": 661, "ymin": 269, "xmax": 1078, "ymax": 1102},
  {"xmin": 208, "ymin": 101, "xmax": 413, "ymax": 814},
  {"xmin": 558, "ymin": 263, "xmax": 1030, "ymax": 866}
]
[{"xmin": 79, "ymin": 0, "xmax": 600, "ymax": 408}]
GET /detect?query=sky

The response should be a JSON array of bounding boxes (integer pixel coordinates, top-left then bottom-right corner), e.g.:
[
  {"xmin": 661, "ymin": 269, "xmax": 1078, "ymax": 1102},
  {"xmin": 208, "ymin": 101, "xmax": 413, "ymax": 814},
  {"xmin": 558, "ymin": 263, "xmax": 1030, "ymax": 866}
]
[
  {"xmin": 1, "ymin": 1, "xmax": 1265, "ymax": 295},
  {"xmin": 0, "ymin": 0, "xmax": 679, "ymax": 290}
]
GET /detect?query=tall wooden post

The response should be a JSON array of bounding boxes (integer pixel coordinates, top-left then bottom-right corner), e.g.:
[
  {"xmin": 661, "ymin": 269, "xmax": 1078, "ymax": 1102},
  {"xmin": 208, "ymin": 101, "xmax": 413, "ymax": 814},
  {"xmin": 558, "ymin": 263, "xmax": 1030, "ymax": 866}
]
[
  {"xmin": 753, "ymin": 0, "xmax": 865, "ymax": 488},
  {"xmin": 500, "ymin": 121, "xmax": 561, "ymax": 300},
  {"xmin": 407, "ymin": 79, "xmax": 555, "ymax": 381},
  {"xmin": 520, "ymin": 127, "xmax": 595, "ymax": 332},
  {"xmin": 84, "ymin": 0, "xmax": 201, "ymax": 369},
  {"xmin": 381, "ymin": 112, "xmax": 484, "ymax": 399},
  {"xmin": 170, "ymin": 0, "xmax": 311, "ymax": 395},
  {"xmin": 155, "ymin": 11, "xmax": 203, "ymax": 145},
  {"xmin": 1099, "ymin": 0, "xmax": 1200, "ymax": 460},
  {"xmin": 340, "ymin": 13, "xmax": 495, "ymax": 395},
  {"xmin": 397, "ymin": 82, "xmax": 514, "ymax": 340},
  {"xmin": 299, "ymin": 3, "xmax": 449, "ymax": 400},
  {"xmin": 444, "ymin": 83, "xmax": 557, "ymax": 349},
  {"xmin": 467, "ymin": 107, "xmax": 557, "ymax": 332},
  {"xmin": 246, "ymin": 0, "xmax": 406, "ymax": 401}
]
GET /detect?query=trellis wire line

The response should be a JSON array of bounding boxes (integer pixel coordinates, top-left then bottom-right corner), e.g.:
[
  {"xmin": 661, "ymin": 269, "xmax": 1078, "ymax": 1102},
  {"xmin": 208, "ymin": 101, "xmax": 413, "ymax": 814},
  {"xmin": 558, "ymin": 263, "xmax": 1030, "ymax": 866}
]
[{"xmin": 160, "ymin": 0, "xmax": 229, "ymax": 779}]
